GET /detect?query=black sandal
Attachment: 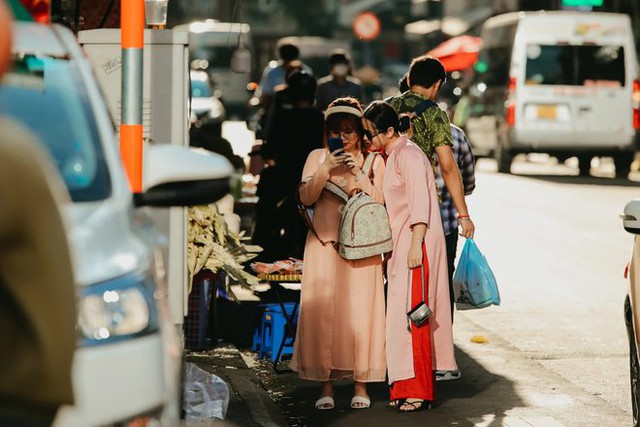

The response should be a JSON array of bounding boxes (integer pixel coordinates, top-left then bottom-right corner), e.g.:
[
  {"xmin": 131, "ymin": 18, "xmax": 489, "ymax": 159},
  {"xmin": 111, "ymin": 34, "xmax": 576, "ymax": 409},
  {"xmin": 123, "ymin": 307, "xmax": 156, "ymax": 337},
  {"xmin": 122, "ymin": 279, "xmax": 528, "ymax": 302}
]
[
  {"xmin": 388, "ymin": 399, "xmax": 404, "ymax": 408},
  {"xmin": 398, "ymin": 399, "xmax": 431, "ymax": 413}
]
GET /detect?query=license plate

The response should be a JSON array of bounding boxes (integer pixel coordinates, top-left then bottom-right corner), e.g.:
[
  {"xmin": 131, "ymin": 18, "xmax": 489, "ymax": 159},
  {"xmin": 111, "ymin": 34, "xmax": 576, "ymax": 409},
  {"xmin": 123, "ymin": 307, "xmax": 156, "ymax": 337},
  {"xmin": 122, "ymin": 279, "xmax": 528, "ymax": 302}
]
[{"xmin": 537, "ymin": 105, "xmax": 557, "ymax": 120}]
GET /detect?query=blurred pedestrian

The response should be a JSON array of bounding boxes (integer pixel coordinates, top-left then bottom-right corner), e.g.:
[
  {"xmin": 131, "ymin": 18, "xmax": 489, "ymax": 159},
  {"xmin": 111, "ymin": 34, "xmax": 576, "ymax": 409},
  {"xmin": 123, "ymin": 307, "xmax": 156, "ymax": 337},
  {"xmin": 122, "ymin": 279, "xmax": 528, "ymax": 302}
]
[
  {"xmin": 291, "ymin": 97, "xmax": 386, "ymax": 411},
  {"xmin": 0, "ymin": 3, "xmax": 77, "ymax": 424},
  {"xmin": 261, "ymin": 59, "xmax": 305, "ymax": 138},
  {"xmin": 363, "ymin": 100, "xmax": 448, "ymax": 412},
  {"xmin": 315, "ymin": 49, "xmax": 364, "ymax": 112},
  {"xmin": 387, "ymin": 56, "xmax": 466, "ymax": 382},
  {"xmin": 256, "ymin": 41, "xmax": 312, "ymax": 119},
  {"xmin": 252, "ymin": 70, "xmax": 323, "ymax": 261}
]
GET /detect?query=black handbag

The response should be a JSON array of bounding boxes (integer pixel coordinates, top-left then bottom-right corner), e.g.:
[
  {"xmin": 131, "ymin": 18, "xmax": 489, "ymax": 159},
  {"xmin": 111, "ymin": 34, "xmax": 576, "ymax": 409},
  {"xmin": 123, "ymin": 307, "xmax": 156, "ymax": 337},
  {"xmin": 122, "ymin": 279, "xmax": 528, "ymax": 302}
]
[{"xmin": 406, "ymin": 264, "xmax": 432, "ymax": 331}]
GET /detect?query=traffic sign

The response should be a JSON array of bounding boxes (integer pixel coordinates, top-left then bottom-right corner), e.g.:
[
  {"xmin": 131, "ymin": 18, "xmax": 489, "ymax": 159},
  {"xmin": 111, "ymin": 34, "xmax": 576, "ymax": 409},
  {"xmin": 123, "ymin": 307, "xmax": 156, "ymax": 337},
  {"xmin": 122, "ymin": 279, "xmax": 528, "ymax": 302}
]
[{"xmin": 353, "ymin": 12, "xmax": 381, "ymax": 41}]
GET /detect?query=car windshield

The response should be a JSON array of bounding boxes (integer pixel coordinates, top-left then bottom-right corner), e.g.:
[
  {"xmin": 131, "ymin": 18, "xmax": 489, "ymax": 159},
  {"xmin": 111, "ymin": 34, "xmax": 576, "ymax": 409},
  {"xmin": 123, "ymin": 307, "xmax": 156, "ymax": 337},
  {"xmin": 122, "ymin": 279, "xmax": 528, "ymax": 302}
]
[
  {"xmin": 525, "ymin": 44, "xmax": 625, "ymax": 87},
  {"xmin": 0, "ymin": 55, "xmax": 111, "ymax": 202}
]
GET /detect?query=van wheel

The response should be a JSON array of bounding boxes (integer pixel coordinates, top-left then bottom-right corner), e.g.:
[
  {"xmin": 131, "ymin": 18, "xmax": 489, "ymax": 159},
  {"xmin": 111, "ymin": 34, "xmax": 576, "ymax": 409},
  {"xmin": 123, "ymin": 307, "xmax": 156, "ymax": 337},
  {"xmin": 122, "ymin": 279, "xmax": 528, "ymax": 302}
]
[
  {"xmin": 495, "ymin": 144, "xmax": 513, "ymax": 174},
  {"xmin": 577, "ymin": 156, "xmax": 591, "ymax": 177},
  {"xmin": 613, "ymin": 153, "xmax": 633, "ymax": 179},
  {"xmin": 625, "ymin": 296, "xmax": 640, "ymax": 427}
]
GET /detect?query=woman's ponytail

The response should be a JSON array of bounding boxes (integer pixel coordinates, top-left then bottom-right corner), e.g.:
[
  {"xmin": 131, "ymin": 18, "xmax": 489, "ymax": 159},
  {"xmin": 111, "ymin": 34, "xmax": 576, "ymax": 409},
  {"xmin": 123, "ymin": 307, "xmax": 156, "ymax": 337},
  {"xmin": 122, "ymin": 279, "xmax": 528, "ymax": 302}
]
[{"xmin": 398, "ymin": 115, "xmax": 411, "ymax": 133}]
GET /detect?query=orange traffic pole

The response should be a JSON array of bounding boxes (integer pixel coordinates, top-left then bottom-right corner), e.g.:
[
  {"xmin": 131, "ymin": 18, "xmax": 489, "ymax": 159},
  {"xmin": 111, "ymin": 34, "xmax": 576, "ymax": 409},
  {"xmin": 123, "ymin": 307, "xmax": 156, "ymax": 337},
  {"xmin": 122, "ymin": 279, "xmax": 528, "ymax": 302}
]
[{"xmin": 120, "ymin": 0, "xmax": 145, "ymax": 193}]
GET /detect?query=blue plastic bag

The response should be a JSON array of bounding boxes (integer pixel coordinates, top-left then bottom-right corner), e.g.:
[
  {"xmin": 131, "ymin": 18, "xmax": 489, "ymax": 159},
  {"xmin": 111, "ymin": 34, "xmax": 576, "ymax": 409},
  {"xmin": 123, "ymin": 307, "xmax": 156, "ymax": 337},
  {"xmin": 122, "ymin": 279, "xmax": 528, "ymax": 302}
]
[{"xmin": 453, "ymin": 239, "xmax": 500, "ymax": 310}]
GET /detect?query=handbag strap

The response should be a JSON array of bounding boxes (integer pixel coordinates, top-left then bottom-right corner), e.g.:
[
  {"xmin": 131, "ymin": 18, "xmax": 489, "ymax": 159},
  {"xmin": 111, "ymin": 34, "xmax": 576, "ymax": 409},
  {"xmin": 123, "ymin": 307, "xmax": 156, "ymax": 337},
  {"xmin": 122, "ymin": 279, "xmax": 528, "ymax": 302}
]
[
  {"xmin": 295, "ymin": 181, "xmax": 336, "ymax": 247},
  {"xmin": 406, "ymin": 264, "xmax": 426, "ymax": 332}
]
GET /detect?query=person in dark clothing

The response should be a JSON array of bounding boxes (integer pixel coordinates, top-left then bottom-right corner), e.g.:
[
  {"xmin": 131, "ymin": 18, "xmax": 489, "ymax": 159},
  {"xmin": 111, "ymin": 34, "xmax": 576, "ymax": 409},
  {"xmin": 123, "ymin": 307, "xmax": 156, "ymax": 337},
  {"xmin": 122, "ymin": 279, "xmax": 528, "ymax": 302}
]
[
  {"xmin": 315, "ymin": 49, "xmax": 364, "ymax": 112},
  {"xmin": 253, "ymin": 70, "xmax": 324, "ymax": 261},
  {"xmin": 189, "ymin": 123, "xmax": 245, "ymax": 172}
]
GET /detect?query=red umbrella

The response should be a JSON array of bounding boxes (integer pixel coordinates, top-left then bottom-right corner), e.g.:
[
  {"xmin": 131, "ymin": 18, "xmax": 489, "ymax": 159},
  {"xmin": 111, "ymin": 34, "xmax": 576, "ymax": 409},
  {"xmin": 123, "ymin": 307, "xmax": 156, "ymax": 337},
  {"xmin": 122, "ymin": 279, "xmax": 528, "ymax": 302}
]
[{"xmin": 427, "ymin": 35, "xmax": 482, "ymax": 72}]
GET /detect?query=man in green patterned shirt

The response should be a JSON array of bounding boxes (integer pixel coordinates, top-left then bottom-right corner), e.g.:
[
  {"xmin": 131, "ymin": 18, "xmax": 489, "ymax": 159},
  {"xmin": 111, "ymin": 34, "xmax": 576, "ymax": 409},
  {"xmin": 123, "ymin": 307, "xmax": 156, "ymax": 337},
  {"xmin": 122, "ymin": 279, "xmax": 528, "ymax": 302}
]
[{"xmin": 388, "ymin": 55, "xmax": 475, "ymax": 239}]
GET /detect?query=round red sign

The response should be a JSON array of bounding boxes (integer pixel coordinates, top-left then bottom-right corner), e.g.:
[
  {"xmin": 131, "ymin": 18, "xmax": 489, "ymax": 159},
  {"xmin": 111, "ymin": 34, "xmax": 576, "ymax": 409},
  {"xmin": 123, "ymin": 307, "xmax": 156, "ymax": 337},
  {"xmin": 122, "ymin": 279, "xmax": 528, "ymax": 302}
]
[{"xmin": 353, "ymin": 12, "xmax": 381, "ymax": 41}]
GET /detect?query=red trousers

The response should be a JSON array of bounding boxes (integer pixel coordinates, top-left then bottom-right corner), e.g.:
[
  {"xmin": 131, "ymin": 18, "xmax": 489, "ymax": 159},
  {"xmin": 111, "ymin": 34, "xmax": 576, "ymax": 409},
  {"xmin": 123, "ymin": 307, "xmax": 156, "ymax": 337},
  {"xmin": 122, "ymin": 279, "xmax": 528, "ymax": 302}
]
[{"xmin": 389, "ymin": 244, "xmax": 435, "ymax": 402}]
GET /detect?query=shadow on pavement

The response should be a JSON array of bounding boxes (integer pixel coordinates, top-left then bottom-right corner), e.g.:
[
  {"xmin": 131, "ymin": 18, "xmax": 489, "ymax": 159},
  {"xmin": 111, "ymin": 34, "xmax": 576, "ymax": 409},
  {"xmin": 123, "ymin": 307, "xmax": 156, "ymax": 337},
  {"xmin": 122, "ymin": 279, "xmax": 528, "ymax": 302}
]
[{"xmin": 250, "ymin": 344, "xmax": 527, "ymax": 427}]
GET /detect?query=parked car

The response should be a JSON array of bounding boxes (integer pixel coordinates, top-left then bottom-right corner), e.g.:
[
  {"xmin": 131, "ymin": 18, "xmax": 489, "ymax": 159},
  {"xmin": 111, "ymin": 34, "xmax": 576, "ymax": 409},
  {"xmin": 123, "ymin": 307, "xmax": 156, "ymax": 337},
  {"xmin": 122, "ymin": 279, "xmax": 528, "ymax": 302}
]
[
  {"xmin": 623, "ymin": 199, "xmax": 640, "ymax": 426},
  {"xmin": 0, "ymin": 21, "xmax": 233, "ymax": 426},
  {"xmin": 175, "ymin": 19, "xmax": 254, "ymax": 119},
  {"xmin": 466, "ymin": 11, "xmax": 639, "ymax": 176},
  {"xmin": 190, "ymin": 69, "xmax": 226, "ymax": 133}
]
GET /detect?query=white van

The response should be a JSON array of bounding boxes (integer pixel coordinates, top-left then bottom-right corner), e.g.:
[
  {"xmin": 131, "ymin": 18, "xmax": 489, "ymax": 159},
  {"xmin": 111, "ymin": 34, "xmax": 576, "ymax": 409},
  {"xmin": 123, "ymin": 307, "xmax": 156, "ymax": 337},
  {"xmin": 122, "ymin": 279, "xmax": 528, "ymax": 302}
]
[
  {"xmin": 465, "ymin": 11, "xmax": 639, "ymax": 176},
  {"xmin": 175, "ymin": 20, "xmax": 253, "ymax": 119}
]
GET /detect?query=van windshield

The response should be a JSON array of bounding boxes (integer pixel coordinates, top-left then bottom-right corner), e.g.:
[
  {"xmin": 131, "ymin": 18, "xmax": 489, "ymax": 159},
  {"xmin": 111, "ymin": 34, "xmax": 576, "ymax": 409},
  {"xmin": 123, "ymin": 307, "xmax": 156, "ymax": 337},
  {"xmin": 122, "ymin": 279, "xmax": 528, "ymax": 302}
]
[
  {"xmin": 525, "ymin": 44, "xmax": 625, "ymax": 87},
  {"xmin": 192, "ymin": 45, "xmax": 233, "ymax": 68}
]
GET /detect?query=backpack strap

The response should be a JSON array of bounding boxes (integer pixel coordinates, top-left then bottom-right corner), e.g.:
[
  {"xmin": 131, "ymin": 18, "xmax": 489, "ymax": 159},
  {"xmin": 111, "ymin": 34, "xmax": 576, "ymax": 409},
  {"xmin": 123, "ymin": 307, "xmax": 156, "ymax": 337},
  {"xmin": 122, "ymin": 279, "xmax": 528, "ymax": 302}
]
[
  {"xmin": 323, "ymin": 181, "xmax": 349, "ymax": 203},
  {"xmin": 412, "ymin": 99, "xmax": 438, "ymax": 116},
  {"xmin": 323, "ymin": 152, "xmax": 379, "ymax": 201},
  {"xmin": 361, "ymin": 152, "xmax": 379, "ymax": 178},
  {"xmin": 298, "ymin": 152, "xmax": 380, "ymax": 246}
]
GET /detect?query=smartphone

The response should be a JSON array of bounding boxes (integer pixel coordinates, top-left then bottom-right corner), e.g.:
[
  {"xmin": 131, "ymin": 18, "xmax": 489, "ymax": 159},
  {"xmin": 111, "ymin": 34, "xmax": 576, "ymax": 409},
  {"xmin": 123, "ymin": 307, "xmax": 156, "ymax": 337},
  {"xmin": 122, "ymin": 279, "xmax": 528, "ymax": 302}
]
[{"xmin": 327, "ymin": 137, "xmax": 344, "ymax": 153}]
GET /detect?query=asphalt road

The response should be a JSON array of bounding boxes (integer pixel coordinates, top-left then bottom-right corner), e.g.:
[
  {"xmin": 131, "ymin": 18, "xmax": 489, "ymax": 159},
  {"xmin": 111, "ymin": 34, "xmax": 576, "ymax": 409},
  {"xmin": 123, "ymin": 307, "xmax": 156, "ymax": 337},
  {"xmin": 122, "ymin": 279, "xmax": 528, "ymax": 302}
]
[{"xmin": 243, "ymin": 153, "xmax": 640, "ymax": 427}]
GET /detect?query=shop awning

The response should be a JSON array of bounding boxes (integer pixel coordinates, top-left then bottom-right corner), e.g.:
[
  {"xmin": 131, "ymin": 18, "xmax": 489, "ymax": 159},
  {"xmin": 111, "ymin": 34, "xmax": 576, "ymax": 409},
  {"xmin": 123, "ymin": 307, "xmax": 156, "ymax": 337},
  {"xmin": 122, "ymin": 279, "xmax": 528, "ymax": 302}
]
[{"xmin": 426, "ymin": 35, "xmax": 482, "ymax": 72}]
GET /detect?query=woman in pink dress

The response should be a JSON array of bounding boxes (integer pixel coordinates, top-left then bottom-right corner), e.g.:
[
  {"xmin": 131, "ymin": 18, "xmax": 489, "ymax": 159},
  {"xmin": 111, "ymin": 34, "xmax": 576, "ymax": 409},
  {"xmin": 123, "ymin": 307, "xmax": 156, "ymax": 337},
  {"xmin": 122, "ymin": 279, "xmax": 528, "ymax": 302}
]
[
  {"xmin": 290, "ymin": 97, "xmax": 387, "ymax": 410},
  {"xmin": 362, "ymin": 100, "xmax": 456, "ymax": 412}
]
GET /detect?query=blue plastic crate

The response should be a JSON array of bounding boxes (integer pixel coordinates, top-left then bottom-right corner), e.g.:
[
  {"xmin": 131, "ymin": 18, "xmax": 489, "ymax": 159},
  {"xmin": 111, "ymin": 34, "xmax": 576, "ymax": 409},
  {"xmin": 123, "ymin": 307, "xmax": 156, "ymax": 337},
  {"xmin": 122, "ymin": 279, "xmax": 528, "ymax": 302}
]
[{"xmin": 254, "ymin": 303, "xmax": 298, "ymax": 363}]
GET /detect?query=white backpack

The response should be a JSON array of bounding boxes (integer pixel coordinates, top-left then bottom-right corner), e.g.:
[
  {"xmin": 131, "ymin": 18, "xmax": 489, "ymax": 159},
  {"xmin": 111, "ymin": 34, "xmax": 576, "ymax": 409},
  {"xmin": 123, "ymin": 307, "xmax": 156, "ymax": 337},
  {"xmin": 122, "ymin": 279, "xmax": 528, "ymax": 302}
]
[{"xmin": 299, "ymin": 153, "xmax": 393, "ymax": 260}]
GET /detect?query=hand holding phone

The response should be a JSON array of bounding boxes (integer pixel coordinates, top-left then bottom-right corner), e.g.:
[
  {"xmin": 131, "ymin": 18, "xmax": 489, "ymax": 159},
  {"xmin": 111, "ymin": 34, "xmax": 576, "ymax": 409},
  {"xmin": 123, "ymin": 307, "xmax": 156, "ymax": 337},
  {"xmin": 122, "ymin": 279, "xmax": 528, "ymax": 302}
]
[{"xmin": 327, "ymin": 137, "xmax": 344, "ymax": 153}]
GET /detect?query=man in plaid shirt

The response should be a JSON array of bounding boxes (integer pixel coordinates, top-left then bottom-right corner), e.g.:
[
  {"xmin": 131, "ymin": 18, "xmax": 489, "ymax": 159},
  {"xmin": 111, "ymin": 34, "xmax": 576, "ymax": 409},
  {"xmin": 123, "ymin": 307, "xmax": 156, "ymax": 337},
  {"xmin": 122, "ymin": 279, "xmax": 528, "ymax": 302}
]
[{"xmin": 435, "ymin": 124, "xmax": 476, "ymax": 321}]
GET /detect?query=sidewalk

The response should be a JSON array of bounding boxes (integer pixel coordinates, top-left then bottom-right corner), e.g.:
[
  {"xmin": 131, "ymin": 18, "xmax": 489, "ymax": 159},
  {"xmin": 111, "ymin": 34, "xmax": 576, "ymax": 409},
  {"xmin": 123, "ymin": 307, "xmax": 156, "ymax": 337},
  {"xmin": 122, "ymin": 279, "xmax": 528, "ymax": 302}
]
[{"xmin": 186, "ymin": 312, "xmax": 629, "ymax": 427}]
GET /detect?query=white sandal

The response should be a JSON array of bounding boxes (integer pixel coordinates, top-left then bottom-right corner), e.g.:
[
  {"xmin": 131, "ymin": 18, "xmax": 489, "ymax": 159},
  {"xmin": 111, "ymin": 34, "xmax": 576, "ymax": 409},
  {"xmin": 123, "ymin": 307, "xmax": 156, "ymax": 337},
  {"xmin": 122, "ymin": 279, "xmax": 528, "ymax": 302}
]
[
  {"xmin": 315, "ymin": 396, "xmax": 335, "ymax": 410},
  {"xmin": 350, "ymin": 395, "xmax": 371, "ymax": 409}
]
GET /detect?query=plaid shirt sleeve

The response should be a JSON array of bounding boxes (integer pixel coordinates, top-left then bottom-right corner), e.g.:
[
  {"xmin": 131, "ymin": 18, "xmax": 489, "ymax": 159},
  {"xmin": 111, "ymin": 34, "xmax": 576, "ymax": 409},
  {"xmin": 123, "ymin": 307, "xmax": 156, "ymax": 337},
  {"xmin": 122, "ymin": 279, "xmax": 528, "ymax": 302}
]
[
  {"xmin": 452, "ymin": 125, "xmax": 476, "ymax": 196},
  {"xmin": 438, "ymin": 125, "xmax": 476, "ymax": 236}
]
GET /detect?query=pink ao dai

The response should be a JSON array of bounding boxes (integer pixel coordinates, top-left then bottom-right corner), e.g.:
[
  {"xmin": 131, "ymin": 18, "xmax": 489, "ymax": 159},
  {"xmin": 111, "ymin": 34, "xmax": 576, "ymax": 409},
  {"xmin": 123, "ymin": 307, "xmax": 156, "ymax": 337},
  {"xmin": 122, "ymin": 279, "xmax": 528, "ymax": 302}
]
[{"xmin": 383, "ymin": 135, "xmax": 458, "ymax": 384}]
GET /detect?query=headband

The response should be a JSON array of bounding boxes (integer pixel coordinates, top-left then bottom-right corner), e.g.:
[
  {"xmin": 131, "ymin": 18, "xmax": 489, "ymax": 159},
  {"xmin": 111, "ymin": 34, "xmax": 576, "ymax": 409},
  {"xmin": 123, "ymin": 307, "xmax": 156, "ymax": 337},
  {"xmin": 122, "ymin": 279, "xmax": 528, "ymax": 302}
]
[{"xmin": 324, "ymin": 105, "xmax": 362, "ymax": 119}]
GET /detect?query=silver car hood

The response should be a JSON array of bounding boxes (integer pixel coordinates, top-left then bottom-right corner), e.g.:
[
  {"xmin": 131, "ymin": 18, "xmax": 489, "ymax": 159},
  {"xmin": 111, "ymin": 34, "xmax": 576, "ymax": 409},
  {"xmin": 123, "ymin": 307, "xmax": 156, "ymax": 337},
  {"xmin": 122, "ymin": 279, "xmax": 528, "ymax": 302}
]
[{"xmin": 62, "ymin": 198, "xmax": 151, "ymax": 287}]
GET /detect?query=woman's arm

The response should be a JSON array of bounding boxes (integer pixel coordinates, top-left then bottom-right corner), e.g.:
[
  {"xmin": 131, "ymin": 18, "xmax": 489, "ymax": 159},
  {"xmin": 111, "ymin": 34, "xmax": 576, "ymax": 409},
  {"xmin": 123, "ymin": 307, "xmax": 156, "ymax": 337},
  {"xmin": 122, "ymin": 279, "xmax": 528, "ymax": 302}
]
[
  {"xmin": 408, "ymin": 223, "xmax": 426, "ymax": 268},
  {"xmin": 298, "ymin": 149, "xmax": 342, "ymax": 206},
  {"xmin": 401, "ymin": 146, "xmax": 431, "ymax": 268}
]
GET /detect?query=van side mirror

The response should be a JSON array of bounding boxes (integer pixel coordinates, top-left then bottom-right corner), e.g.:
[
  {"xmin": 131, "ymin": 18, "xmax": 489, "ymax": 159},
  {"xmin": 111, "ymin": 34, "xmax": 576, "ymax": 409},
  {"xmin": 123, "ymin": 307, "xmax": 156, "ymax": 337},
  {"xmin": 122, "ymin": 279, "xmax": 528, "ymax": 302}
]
[
  {"xmin": 230, "ymin": 44, "xmax": 251, "ymax": 74},
  {"xmin": 622, "ymin": 199, "xmax": 640, "ymax": 235}
]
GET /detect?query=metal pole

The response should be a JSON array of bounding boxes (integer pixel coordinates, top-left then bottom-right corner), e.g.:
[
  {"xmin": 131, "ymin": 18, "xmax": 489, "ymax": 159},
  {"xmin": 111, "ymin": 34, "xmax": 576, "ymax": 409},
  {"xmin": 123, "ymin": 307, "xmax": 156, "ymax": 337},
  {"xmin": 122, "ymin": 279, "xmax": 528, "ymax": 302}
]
[{"xmin": 120, "ymin": 0, "xmax": 144, "ymax": 193}]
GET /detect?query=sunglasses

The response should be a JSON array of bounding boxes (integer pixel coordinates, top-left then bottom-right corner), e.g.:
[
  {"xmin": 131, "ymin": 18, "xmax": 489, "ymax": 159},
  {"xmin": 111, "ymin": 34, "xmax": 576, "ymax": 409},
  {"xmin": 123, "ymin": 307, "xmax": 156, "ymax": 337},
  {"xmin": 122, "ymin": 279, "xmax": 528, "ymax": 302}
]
[{"xmin": 363, "ymin": 129, "xmax": 384, "ymax": 140}]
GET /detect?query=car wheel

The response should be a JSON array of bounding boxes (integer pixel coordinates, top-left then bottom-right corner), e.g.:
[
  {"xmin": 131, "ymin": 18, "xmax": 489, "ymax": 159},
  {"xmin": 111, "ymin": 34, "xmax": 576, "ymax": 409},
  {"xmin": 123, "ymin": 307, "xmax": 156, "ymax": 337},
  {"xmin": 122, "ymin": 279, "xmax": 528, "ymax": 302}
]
[
  {"xmin": 613, "ymin": 153, "xmax": 633, "ymax": 179},
  {"xmin": 495, "ymin": 143, "xmax": 513, "ymax": 174},
  {"xmin": 625, "ymin": 295, "xmax": 640, "ymax": 427},
  {"xmin": 577, "ymin": 155, "xmax": 591, "ymax": 177}
]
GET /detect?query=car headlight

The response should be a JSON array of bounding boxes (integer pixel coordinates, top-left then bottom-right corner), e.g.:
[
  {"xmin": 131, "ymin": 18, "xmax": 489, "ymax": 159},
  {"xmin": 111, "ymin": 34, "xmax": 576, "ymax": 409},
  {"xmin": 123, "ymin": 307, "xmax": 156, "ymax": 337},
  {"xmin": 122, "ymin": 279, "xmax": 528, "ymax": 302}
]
[{"xmin": 78, "ymin": 272, "xmax": 159, "ymax": 346}]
